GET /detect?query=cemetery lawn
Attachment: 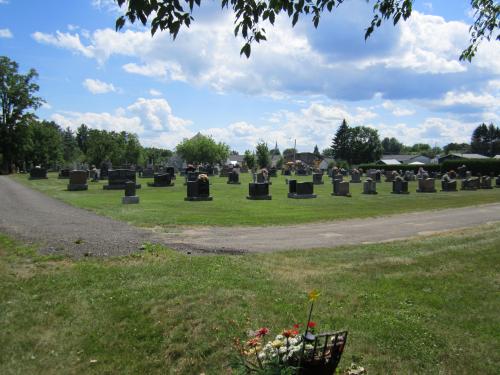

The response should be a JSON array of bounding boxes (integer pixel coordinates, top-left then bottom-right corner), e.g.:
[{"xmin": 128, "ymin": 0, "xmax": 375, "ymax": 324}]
[
  {"xmin": 12, "ymin": 173, "xmax": 500, "ymax": 227},
  {"xmin": 1, "ymin": 223, "xmax": 499, "ymax": 374}
]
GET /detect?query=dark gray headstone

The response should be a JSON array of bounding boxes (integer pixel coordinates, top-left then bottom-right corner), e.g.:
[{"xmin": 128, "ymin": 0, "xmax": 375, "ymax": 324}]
[
  {"xmin": 392, "ymin": 179, "xmax": 409, "ymax": 194},
  {"xmin": 29, "ymin": 167, "xmax": 48, "ymax": 180},
  {"xmin": 247, "ymin": 183, "xmax": 272, "ymax": 200},
  {"xmin": 104, "ymin": 169, "xmax": 140, "ymax": 190},
  {"xmin": 227, "ymin": 171, "xmax": 241, "ymax": 184},
  {"xmin": 363, "ymin": 178, "xmax": 377, "ymax": 194},
  {"xmin": 67, "ymin": 170, "xmax": 88, "ymax": 191},
  {"xmin": 147, "ymin": 173, "xmax": 173, "ymax": 187},
  {"xmin": 417, "ymin": 178, "xmax": 437, "ymax": 193},
  {"xmin": 185, "ymin": 179, "xmax": 213, "ymax": 201}
]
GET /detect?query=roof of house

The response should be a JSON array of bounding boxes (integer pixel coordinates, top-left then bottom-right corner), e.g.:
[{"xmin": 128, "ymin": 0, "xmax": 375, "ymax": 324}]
[
  {"xmin": 379, "ymin": 159, "xmax": 401, "ymax": 165},
  {"xmin": 382, "ymin": 154, "xmax": 414, "ymax": 162},
  {"xmin": 493, "ymin": 155, "xmax": 500, "ymax": 159},
  {"xmin": 450, "ymin": 153, "xmax": 489, "ymax": 159}
]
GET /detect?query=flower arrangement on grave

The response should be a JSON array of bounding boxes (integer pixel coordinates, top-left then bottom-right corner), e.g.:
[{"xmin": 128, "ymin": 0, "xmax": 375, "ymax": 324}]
[
  {"xmin": 197, "ymin": 173, "xmax": 209, "ymax": 182},
  {"xmin": 233, "ymin": 290, "xmax": 347, "ymax": 374}
]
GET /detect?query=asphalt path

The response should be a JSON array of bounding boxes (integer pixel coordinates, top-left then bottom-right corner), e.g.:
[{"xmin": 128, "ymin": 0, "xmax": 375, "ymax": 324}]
[{"xmin": 0, "ymin": 175, "xmax": 499, "ymax": 256}]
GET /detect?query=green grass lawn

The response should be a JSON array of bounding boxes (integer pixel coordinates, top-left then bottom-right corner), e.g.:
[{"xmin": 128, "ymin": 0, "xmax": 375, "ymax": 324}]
[
  {"xmin": 1, "ymin": 224, "xmax": 499, "ymax": 374},
  {"xmin": 11, "ymin": 173, "xmax": 500, "ymax": 227}
]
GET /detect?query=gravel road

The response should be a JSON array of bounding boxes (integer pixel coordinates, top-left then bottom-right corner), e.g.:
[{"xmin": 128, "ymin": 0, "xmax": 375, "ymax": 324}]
[{"xmin": 1, "ymin": 175, "xmax": 499, "ymax": 256}]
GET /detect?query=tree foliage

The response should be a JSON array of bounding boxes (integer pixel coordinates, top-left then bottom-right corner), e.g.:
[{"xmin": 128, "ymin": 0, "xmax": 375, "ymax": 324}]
[
  {"xmin": 443, "ymin": 142, "xmax": 471, "ymax": 155},
  {"xmin": 243, "ymin": 149, "xmax": 256, "ymax": 169},
  {"xmin": 331, "ymin": 119, "xmax": 382, "ymax": 165},
  {"xmin": 176, "ymin": 133, "xmax": 229, "ymax": 165},
  {"xmin": 331, "ymin": 119, "xmax": 350, "ymax": 161},
  {"xmin": 115, "ymin": 0, "xmax": 499, "ymax": 60},
  {"xmin": 381, "ymin": 137, "xmax": 403, "ymax": 154},
  {"xmin": 255, "ymin": 141, "xmax": 271, "ymax": 168},
  {"xmin": 0, "ymin": 56, "xmax": 44, "ymax": 173},
  {"xmin": 471, "ymin": 122, "xmax": 500, "ymax": 156}
]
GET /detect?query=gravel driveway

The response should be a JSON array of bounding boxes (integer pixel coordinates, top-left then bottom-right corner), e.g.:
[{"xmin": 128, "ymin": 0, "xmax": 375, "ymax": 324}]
[{"xmin": 1, "ymin": 175, "xmax": 499, "ymax": 256}]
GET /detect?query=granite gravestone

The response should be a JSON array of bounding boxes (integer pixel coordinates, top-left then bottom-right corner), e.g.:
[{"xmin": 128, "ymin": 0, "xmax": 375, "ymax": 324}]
[
  {"xmin": 441, "ymin": 174, "xmax": 457, "ymax": 192},
  {"xmin": 332, "ymin": 180, "xmax": 351, "ymax": 197},
  {"xmin": 247, "ymin": 183, "xmax": 272, "ymax": 200},
  {"xmin": 122, "ymin": 180, "xmax": 139, "ymax": 204},
  {"xmin": 29, "ymin": 167, "xmax": 48, "ymax": 180},
  {"xmin": 461, "ymin": 177, "xmax": 480, "ymax": 190},
  {"xmin": 99, "ymin": 162, "xmax": 110, "ymax": 180},
  {"xmin": 147, "ymin": 173, "xmax": 174, "ymax": 187},
  {"xmin": 362, "ymin": 178, "xmax": 377, "ymax": 194},
  {"xmin": 141, "ymin": 168, "xmax": 154, "ymax": 178},
  {"xmin": 184, "ymin": 171, "xmax": 200, "ymax": 185},
  {"xmin": 496, "ymin": 176, "xmax": 500, "ymax": 188},
  {"xmin": 67, "ymin": 170, "xmax": 88, "ymax": 191},
  {"xmin": 288, "ymin": 180, "xmax": 316, "ymax": 199},
  {"xmin": 350, "ymin": 170, "xmax": 361, "ymax": 183},
  {"xmin": 416, "ymin": 178, "xmax": 437, "ymax": 193},
  {"xmin": 58, "ymin": 168, "xmax": 71, "ymax": 179},
  {"xmin": 392, "ymin": 177, "xmax": 409, "ymax": 194},
  {"xmin": 166, "ymin": 166, "xmax": 176, "ymax": 179},
  {"xmin": 480, "ymin": 176, "xmax": 493, "ymax": 189},
  {"xmin": 312, "ymin": 173, "xmax": 324, "ymax": 185},
  {"xmin": 227, "ymin": 171, "xmax": 241, "ymax": 184},
  {"xmin": 103, "ymin": 169, "xmax": 141, "ymax": 190},
  {"xmin": 185, "ymin": 176, "xmax": 213, "ymax": 201}
]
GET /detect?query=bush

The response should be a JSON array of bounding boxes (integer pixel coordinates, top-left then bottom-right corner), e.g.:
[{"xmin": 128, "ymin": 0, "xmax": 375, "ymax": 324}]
[{"xmin": 442, "ymin": 159, "xmax": 500, "ymax": 176}]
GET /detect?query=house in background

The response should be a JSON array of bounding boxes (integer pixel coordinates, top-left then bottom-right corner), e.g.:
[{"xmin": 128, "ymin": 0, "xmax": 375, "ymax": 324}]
[
  {"xmin": 377, "ymin": 154, "xmax": 432, "ymax": 165},
  {"xmin": 437, "ymin": 153, "xmax": 489, "ymax": 164}
]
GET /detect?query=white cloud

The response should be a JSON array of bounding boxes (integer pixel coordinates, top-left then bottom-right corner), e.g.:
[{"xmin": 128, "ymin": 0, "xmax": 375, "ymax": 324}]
[
  {"xmin": 82, "ymin": 78, "xmax": 116, "ymax": 94},
  {"xmin": 0, "ymin": 28, "xmax": 13, "ymax": 38},
  {"xmin": 51, "ymin": 97, "xmax": 193, "ymax": 149},
  {"xmin": 0, "ymin": 0, "xmax": 9, "ymax": 4},
  {"xmin": 382, "ymin": 101, "xmax": 416, "ymax": 116},
  {"xmin": 149, "ymin": 89, "xmax": 162, "ymax": 96},
  {"xmin": 32, "ymin": 31, "xmax": 94, "ymax": 58}
]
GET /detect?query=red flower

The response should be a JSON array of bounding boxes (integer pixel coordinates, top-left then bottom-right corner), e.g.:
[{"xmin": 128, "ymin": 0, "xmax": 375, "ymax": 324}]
[
  {"xmin": 293, "ymin": 324, "xmax": 300, "ymax": 329},
  {"xmin": 292, "ymin": 330, "xmax": 299, "ymax": 335},
  {"xmin": 247, "ymin": 338, "xmax": 260, "ymax": 348},
  {"xmin": 282, "ymin": 329, "xmax": 294, "ymax": 338},
  {"xmin": 307, "ymin": 321, "xmax": 316, "ymax": 328},
  {"xmin": 256, "ymin": 327, "xmax": 269, "ymax": 337}
]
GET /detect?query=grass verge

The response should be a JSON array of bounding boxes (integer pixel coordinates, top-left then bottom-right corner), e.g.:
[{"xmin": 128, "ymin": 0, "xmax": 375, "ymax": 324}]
[{"xmin": 1, "ymin": 223, "xmax": 499, "ymax": 374}]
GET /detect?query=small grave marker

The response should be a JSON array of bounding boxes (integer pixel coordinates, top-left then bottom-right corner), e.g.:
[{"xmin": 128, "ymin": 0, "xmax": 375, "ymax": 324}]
[{"xmin": 122, "ymin": 180, "xmax": 139, "ymax": 204}]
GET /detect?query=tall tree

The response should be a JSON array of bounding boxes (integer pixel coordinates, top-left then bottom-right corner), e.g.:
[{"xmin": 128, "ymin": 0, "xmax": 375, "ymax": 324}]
[
  {"xmin": 116, "ymin": 0, "xmax": 499, "ymax": 60},
  {"xmin": 331, "ymin": 119, "xmax": 350, "ymax": 161},
  {"xmin": 313, "ymin": 144, "xmax": 321, "ymax": 159},
  {"xmin": 76, "ymin": 124, "xmax": 89, "ymax": 156},
  {"xmin": 0, "ymin": 56, "xmax": 43, "ymax": 173},
  {"xmin": 471, "ymin": 122, "xmax": 500, "ymax": 156},
  {"xmin": 255, "ymin": 141, "xmax": 270, "ymax": 169},
  {"xmin": 62, "ymin": 127, "xmax": 79, "ymax": 165}
]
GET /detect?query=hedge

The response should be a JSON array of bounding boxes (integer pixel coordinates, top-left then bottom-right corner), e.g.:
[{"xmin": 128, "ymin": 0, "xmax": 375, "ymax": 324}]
[
  {"xmin": 357, "ymin": 163, "xmax": 441, "ymax": 173},
  {"xmin": 442, "ymin": 159, "xmax": 500, "ymax": 176}
]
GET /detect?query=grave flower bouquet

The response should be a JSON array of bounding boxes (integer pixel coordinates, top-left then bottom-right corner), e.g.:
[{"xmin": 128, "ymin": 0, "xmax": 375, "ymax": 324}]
[
  {"xmin": 197, "ymin": 173, "xmax": 209, "ymax": 182},
  {"xmin": 234, "ymin": 290, "xmax": 330, "ymax": 374}
]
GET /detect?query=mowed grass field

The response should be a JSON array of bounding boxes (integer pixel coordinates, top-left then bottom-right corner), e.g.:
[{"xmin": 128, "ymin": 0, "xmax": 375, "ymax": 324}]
[
  {"xmin": 1, "ymin": 223, "xmax": 499, "ymax": 374},
  {"xmin": 11, "ymin": 172, "xmax": 500, "ymax": 227}
]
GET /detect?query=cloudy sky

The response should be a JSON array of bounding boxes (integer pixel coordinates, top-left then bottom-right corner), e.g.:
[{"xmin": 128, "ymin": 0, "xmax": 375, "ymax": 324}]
[{"xmin": 1, "ymin": 0, "xmax": 498, "ymax": 152}]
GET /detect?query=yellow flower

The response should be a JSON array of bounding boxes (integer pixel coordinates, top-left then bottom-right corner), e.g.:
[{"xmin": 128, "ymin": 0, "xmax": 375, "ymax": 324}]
[
  {"xmin": 271, "ymin": 340, "xmax": 283, "ymax": 348},
  {"xmin": 308, "ymin": 289, "xmax": 320, "ymax": 302}
]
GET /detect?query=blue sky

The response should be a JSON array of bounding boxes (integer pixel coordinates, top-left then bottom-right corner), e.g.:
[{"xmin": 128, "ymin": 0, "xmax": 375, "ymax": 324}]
[{"xmin": 0, "ymin": 0, "xmax": 498, "ymax": 152}]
